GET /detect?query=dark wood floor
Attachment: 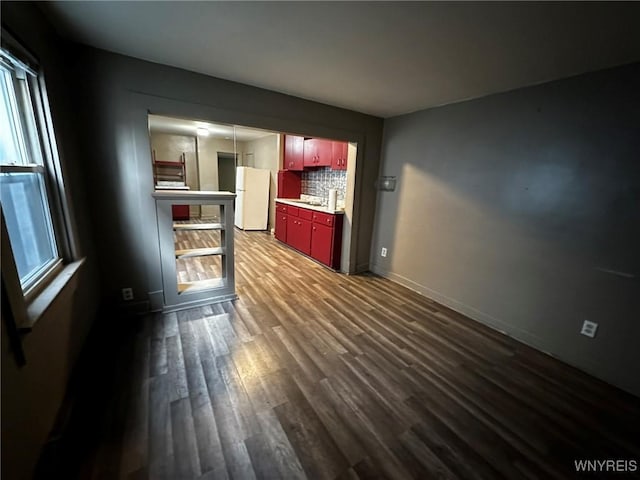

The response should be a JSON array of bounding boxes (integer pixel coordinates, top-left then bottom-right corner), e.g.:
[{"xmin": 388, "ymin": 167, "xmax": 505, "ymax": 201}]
[{"xmin": 54, "ymin": 229, "xmax": 640, "ymax": 479}]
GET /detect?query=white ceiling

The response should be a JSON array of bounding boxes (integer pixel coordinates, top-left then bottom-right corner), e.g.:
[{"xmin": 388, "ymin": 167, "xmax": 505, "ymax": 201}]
[
  {"xmin": 42, "ymin": 2, "xmax": 640, "ymax": 118},
  {"xmin": 148, "ymin": 115, "xmax": 276, "ymax": 141}
]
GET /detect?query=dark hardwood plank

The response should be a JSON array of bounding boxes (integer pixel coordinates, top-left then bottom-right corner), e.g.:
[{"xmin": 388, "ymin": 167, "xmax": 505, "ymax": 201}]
[
  {"xmin": 148, "ymin": 374, "xmax": 174, "ymax": 480},
  {"xmin": 273, "ymin": 375, "xmax": 349, "ymax": 480},
  {"xmin": 247, "ymin": 409, "xmax": 307, "ymax": 480},
  {"xmin": 171, "ymin": 397, "xmax": 201, "ymax": 479},
  {"xmin": 58, "ymin": 229, "xmax": 640, "ymax": 480},
  {"xmin": 166, "ymin": 334, "xmax": 189, "ymax": 402}
]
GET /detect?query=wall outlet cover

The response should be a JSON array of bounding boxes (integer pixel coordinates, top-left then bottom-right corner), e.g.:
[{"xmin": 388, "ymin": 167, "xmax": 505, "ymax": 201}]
[
  {"xmin": 381, "ymin": 247, "xmax": 388, "ymax": 257},
  {"xmin": 122, "ymin": 287, "xmax": 134, "ymax": 301},
  {"xmin": 580, "ymin": 320, "xmax": 598, "ymax": 338}
]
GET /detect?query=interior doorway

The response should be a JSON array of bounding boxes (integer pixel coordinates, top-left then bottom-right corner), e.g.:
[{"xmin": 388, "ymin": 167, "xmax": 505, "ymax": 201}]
[
  {"xmin": 147, "ymin": 113, "xmax": 359, "ymax": 311},
  {"xmin": 217, "ymin": 153, "xmax": 237, "ymax": 192}
]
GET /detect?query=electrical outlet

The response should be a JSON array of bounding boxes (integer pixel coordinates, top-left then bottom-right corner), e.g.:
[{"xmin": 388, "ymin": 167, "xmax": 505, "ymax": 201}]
[
  {"xmin": 381, "ymin": 247, "xmax": 388, "ymax": 257},
  {"xmin": 121, "ymin": 287, "xmax": 134, "ymax": 301},
  {"xmin": 580, "ymin": 320, "xmax": 598, "ymax": 338}
]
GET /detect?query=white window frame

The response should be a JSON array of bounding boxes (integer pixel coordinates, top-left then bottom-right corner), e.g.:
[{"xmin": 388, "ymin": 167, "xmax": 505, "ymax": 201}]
[{"xmin": 1, "ymin": 29, "xmax": 81, "ymax": 331}]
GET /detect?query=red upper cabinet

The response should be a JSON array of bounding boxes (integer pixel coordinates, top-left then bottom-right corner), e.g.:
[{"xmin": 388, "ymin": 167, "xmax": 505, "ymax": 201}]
[
  {"xmin": 304, "ymin": 138, "xmax": 332, "ymax": 167},
  {"xmin": 331, "ymin": 141, "xmax": 348, "ymax": 170},
  {"xmin": 277, "ymin": 170, "xmax": 301, "ymax": 198},
  {"xmin": 284, "ymin": 135, "xmax": 304, "ymax": 171}
]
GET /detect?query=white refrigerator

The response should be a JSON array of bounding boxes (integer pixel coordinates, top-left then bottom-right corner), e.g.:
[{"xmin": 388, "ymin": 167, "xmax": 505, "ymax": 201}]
[{"xmin": 234, "ymin": 166, "xmax": 271, "ymax": 230}]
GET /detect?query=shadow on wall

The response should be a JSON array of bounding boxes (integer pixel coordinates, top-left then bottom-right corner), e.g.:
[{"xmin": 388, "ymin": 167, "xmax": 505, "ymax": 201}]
[
  {"xmin": 1, "ymin": 265, "xmax": 99, "ymax": 480},
  {"xmin": 372, "ymin": 63, "xmax": 640, "ymax": 396}
]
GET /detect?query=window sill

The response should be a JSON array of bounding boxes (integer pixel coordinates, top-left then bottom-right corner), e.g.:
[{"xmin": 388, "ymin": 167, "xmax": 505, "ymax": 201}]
[{"xmin": 19, "ymin": 258, "xmax": 85, "ymax": 332}]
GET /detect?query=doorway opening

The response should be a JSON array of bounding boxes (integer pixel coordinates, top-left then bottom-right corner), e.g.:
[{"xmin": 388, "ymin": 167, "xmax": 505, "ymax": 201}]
[
  {"xmin": 147, "ymin": 113, "xmax": 358, "ymax": 310},
  {"xmin": 217, "ymin": 153, "xmax": 237, "ymax": 193}
]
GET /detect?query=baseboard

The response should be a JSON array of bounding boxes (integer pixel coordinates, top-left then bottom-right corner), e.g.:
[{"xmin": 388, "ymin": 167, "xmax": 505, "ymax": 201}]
[
  {"xmin": 161, "ymin": 293, "xmax": 238, "ymax": 313},
  {"xmin": 370, "ymin": 263, "xmax": 639, "ymax": 398},
  {"xmin": 118, "ymin": 299, "xmax": 150, "ymax": 316},
  {"xmin": 355, "ymin": 262, "xmax": 370, "ymax": 274}
]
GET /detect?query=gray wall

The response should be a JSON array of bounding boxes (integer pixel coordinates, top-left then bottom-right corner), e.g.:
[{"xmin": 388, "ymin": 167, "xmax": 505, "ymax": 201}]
[
  {"xmin": 1, "ymin": 3, "xmax": 101, "ymax": 479},
  {"xmin": 68, "ymin": 40, "xmax": 382, "ymax": 309},
  {"xmin": 372, "ymin": 63, "xmax": 640, "ymax": 396}
]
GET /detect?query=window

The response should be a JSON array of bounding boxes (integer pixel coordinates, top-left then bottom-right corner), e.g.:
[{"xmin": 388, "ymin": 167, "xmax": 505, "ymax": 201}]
[{"xmin": 0, "ymin": 36, "xmax": 75, "ymax": 311}]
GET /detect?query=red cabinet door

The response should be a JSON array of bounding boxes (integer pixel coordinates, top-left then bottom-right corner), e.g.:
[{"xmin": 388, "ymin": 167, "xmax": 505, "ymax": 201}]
[
  {"xmin": 316, "ymin": 140, "xmax": 332, "ymax": 166},
  {"xmin": 172, "ymin": 204, "xmax": 190, "ymax": 220},
  {"xmin": 303, "ymin": 139, "xmax": 317, "ymax": 167},
  {"xmin": 284, "ymin": 135, "xmax": 304, "ymax": 171},
  {"xmin": 277, "ymin": 170, "xmax": 301, "ymax": 198},
  {"xmin": 297, "ymin": 218, "xmax": 312, "ymax": 255},
  {"xmin": 286, "ymin": 215, "xmax": 311, "ymax": 255},
  {"xmin": 275, "ymin": 212, "xmax": 287, "ymax": 242},
  {"xmin": 286, "ymin": 216, "xmax": 299, "ymax": 249},
  {"xmin": 304, "ymin": 138, "xmax": 332, "ymax": 167},
  {"xmin": 311, "ymin": 223, "xmax": 333, "ymax": 266},
  {"xmin": 331, "ymin": 141, "xmax": 348, "ymax": 170},
  {"xmin": 312, "ymin": 211, "xmax": 335, "ymax": 227}
]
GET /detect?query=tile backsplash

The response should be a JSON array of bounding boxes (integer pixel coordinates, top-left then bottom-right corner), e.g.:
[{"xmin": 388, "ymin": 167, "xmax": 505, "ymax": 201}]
[{"xmin": 301, "ymin": 168, "xmax": 347, "ymax": 204}]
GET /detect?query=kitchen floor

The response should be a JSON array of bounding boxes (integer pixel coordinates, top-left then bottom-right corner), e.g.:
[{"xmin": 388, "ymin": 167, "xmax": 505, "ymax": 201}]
[
  {"xmin": 42, "ymin": 230, "xmax": 640, "ymax": 479},
  {"xmin": 174, "ymin": 220, "xmax": 223, "ymax": 285}
]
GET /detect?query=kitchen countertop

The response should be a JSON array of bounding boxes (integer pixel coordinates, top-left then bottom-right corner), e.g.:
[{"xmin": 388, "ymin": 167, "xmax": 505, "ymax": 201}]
[{"xmin": 276, "ymin": 198, "xmax": 345, "ymax": 215}]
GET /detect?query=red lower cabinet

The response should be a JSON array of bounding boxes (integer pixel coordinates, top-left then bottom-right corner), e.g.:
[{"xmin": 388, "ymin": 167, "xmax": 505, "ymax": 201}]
[
  {"xmin": 275, "ymin": 202, "xmax": 288, "ymax": 242},
  {"xmin": 286, "ymin": 216, "xmax": 311, "ymax": 255},
  {"xmin": 286, "ymin": 216, "xmax": 298, "ymax": 248},
  {"xmin": 275, "ymin": 212, "xmax": 287, "ymax": 242},
  {"xmin": 276, "ymin": 201, "xmax": 342, "ymax": 269},
  {"xmin": 311, "ymin": 211, "xmax": 343, "ymax": 269},
  {"xmin": 311, "ymin": 223, "xmax": 333, "ymax": 266},
  {"xmin": 297, "ymin": 218, "xmax": 312, "ymax": 255},
  {"xmin": 172, "ymin": 204, "xmax": 189, "ymax": 220}
]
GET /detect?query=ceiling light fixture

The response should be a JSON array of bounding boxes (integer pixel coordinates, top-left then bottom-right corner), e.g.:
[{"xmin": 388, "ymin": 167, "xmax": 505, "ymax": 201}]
[{"xmin": 196, "ymin": 127, "xmax": 210, "ymax": 137}]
